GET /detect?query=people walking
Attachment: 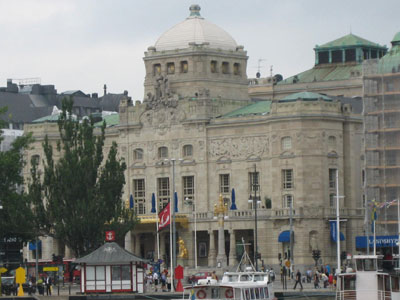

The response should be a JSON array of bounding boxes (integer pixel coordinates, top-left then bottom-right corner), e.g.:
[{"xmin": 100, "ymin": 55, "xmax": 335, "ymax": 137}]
[
  {"xmin": 314, "ymin": 272, "xmax": 320, "ymax": 289},
  {"xmin": 45, "ymin": 276, "xmax": 52, "ymax": 296},
  {"xmin": 293, "ymin": 269, "xmax": 303, "ymax": 291}
]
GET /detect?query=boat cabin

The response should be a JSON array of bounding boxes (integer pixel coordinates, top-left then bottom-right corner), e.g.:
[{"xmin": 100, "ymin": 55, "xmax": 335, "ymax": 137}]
[{"xmin": 337, "ymin": 255, "xmax": 400, "ymax": 300}]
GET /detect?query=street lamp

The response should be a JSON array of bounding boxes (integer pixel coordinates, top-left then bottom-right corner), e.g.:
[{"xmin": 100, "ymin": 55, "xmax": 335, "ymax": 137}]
[
  {"xmin": 185, "ymin": 197, "xmax": 197, "ymax": 269},
  {"xmin": 248, "ymin": 164, "xmax": 259, "ymax": 270}
]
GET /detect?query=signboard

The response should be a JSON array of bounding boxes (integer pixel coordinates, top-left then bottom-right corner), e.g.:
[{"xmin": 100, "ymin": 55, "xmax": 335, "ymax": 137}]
[
  {"xmin": 356, "ymin": 235, "xmax": 399, "ymax": 248},
  {"xmin": 105, "ymin": 231, "xmax": 115, "ymax": 241},
  {"xmin": 0, "ymin": 267, "xmax": 7, "ymax": 274},
  {"xmin": 43, "ymin": 267, "xmax": 59, "ymax": 271}
]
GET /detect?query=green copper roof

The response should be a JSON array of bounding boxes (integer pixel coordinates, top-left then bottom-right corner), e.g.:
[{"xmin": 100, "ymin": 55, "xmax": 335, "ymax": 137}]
[
  {"xmin": 281, "ymin": 92, "xmax": 332, "ymax": 102},
  {"xmin": 317, "ymin": 33, "xmax": 383, "ymax": 49},
  {"xmin": 32, "ymin": 114, "xmax": 61, "ymax": 123},
  {"xmin": 392, "ymin": 32, "xmax": 400, "ymax": 45},
  {"xmin": 94, "ymin": 113, "xmax": 119, "ymax": 127},
  {"xmin": 279, "ymin": 63, "xmax": 362, "ymax": 85},
  {"xmin": 376, "ymin": 44, "xmax": 400, "ymax": 74},
  {"xmin": 223, "ymin": 101, "xmax": 271, "ymax": 118}
]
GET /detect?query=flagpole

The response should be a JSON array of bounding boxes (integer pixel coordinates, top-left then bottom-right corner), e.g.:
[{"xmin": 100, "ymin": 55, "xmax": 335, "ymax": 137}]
[
  {"xmin": 374, "ymin": 219, "xmax": 376, "ymax": 256},
  {"xmin": 397, "ymin": 199, "xmax": 400, "ymax": 269},
  {"xmin": 336, "ymin": 169, "xmax": 341, "ymax": 274},
  {"xmin": 156, "ymin": 195, "xmax": 160, "ymax": 260},
  {"xmin": 170, "ymin": 197, "xmax": 174, "ymax": 292}
]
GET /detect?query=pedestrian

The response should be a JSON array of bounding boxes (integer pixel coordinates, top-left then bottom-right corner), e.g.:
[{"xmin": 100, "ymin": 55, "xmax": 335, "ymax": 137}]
[
  {"xmin": 167, "ymin": 273, "xmax": 171, "ymax": 291},
  {"xmin": 306, "ymin": 269, "xmax": 312, "ymax": 283},
  {"xmin": 161, "ymin": 271, "xmax": 167, "ymax": 291},
  {"xmin": 293, "ymin": 269, "xmax": 303, "ymax": 291},
  {"xmin": 45, "ymin": 276, "xmax": 52, "ymax": 296},
  {"xmin": 211, "ymin": 271, "xmax": 218, "ymax": 280},
  {"xmin": 153, "ymin": 272, "xmax": 159, "ymax": 291},
  {"xmin": 314, "ymin": 272, "xmax": 320, "ymax": 289},
  {"xmin": 328, "ymin": 273, "xmax": 333, "ymax": 289},
  {"xmin": 321, "ymin": 273, "xmax": 328, "ymax": 288}
]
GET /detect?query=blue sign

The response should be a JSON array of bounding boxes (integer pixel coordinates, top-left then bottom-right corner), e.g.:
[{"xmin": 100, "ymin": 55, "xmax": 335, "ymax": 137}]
[{"xmin": 356, "ymin": 235, "xmax": 399, "ymax": 248}]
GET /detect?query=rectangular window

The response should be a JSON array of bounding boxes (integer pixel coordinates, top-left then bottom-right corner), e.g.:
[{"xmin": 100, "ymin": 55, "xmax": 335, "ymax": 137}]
[
  {"xmin": 282, "ymin": 169, "xmax": 293, "ymax": 189},
  {"xmin": 233, "ymin": 63, "xmax": 240, "ymax": 75},
  {"xmin": 222, "ymin": 62, "xmax": 229, "ymax": 74},
  {"xmin": 133, "ymin": 148, "xmax": 143, "ymax": 161},
  {"xmin": 330, "ymin": 194, "xmax": 336, "ymax": 207},
  {"xmin": 167, "ymin": 62, "xmax": 175, "ymax": 74},
  {"xmin": 219, "ymin": 174, "xmax": 230, "ymax": 194},
  {"xmin": 210, "ymin": 60, "xmax": 218, "ymax": 73},
  {"xmin": 133, "ymin": 179, "xmax": 146, "ymax": 214},
  {"xmin": 180, "ymin": 61, "xmax": 188, "ymax": 73},
  {"xmin": 183, "ymin": 176, "xmax": 195, "ymax": 209},
  {"xmin": 329, "ymin": 168, "xmax": 337, "ymax": 189},
  {"xmin": 249, "ymin": 171, "xmax": 259, "ymax": 193},
  {"xmin": 283, "ymin": 194, "xmax": 293, "ymax": 208},
  {"xmin": 157, "ymin": 177, "xmax": 170, "ymax": 210},
  {"xmin": 153, "ymin": 64, "xmax": 161, "ymax": 76}
]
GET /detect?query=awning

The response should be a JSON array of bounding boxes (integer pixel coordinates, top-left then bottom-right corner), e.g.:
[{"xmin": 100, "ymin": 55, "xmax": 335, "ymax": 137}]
[
  {"xmin": 356, "ymin": 235, "xmax": 399, "ymax": 249},
  {"xmin": 278, "ymin": 230, "xmax": 292, "ymax": 243}
]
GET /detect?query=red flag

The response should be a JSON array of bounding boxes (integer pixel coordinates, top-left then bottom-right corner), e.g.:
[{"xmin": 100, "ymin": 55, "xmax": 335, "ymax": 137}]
[{"xmin": 158, "ymin": 202, "xmax": 170, "ymax": 231}]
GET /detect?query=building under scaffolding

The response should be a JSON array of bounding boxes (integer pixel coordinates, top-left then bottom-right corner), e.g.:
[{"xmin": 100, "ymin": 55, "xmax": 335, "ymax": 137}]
[{"xmin": 363, "ymin": 32, "xmax": 400, "ymax": 240}]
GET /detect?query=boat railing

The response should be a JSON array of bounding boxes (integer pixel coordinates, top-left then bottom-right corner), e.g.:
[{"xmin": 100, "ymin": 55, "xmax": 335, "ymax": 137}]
[{"xmin": 336, "ymin": 289, "xmax": 391, "ymax": 300}]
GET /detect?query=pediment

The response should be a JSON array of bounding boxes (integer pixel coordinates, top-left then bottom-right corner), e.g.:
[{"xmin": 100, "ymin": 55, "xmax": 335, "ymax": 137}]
[{"xmin": 217, "ymin": 156, "xmax": 231, "ymax": 164}]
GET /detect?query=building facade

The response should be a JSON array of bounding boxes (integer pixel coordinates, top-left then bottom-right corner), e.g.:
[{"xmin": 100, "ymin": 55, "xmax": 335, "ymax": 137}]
[{"xmin": 23, "ymin": 5, "xmax": 365, "ymax": 272}]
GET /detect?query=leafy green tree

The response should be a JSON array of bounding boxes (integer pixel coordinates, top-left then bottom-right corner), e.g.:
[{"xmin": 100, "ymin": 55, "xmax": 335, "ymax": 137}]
[
  {"xmin": 28, "ymin": 98, "xmax": 136, "ymax": 257},
  {"xmin": 0, "ymin": 107, "xmax": 35, "ymax": 242}
]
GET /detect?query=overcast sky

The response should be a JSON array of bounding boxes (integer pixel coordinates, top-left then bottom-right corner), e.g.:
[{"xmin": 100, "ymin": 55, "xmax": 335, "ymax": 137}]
[{"xmin": 1, "ymin": 0, "xmax": 398, "ymax": 100}]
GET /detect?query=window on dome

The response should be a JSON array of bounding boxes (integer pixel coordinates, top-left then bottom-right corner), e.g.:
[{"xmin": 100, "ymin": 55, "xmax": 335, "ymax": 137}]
[
  {"xmin": 167, "ymin": 62, "xmax": 175, "ymax": 74},
  {"xmin": 233, "ymin": 63, "xmax": 240, "ymax": 75},
  {"xmin": 153, "ymin": 64, "xmax": 161, "ymax": 76},
  {"xmin": 211, "ymin": 61, "xmax": 218, "ymax": 73},
  {"xmin": 318, "ymin": 51, "xmax": 329, "ymax": 64},
  {"xmin": 180, "ymin": 61, "xmax": 188, "ymax": 73},
  {"xmin": 222, "ymin": 62, "xmax": 230, "ymax": 74},
  {"xmin": 332, "ymin": 50, "xmax": 342, "ymax": 63},
  {"xmin": 345, "ymin": 49, "xmax": 356, "ymax": 62}
]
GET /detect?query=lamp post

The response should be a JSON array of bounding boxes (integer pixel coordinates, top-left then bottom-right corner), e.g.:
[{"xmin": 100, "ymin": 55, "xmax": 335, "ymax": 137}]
[
  {"xmin": 214, "ymin": 194, "xmax": 228, "ymax": 267},
  {"xmin": 289, "ymin": 197, "xmax": 293, "ymax": 273},
  {"xmin": 253, "ymin": 165, "xmax": 259, "ymax": 271},
  {"xmin": 185, "ymin": 197, "xmax": 197, "ymax": 269}
]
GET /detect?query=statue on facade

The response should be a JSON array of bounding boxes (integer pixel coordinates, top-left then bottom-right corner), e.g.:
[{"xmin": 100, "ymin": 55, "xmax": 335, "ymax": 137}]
[
  {"xmin": 178, "ymin": 237, "xmax": 188, "ymax": 258},
  {"xmin": 144, "ymin": 75, "xmax": 179, "ymax": 110}
]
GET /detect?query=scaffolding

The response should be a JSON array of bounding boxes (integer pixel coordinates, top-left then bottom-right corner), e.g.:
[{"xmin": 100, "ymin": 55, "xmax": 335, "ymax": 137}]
[{"xmin": 363, "ymin": 34, "xmax": 400, "ymax": 238}]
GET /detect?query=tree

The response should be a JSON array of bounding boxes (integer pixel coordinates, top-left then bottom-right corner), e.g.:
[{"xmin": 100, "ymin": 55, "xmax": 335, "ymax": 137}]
[
  {"xmin": 28, "ymin": 98, "xmax": 136, "ymax": 257},
  {"xmin": 0, "ymin": 107, "xmax": 35, "ymax": 242}
]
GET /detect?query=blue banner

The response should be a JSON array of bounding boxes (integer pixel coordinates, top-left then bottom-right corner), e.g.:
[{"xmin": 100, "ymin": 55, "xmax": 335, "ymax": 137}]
[
  {"xmin": 356, "ymin": 235, "xmax": 399, "ymax": 248},
  {"xmin": 330, "ymin": 221, "xmax": 345, "ymax": 242}
]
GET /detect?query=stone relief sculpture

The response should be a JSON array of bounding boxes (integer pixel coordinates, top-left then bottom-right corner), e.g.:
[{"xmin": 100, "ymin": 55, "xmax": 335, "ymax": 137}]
[
  {"xmin": 208, "ymin": 136, "xmax": 269, "ymax": 159},
  {"xmin": 143, "ymin": 75, "xmax": 179, "ymax": 110}
]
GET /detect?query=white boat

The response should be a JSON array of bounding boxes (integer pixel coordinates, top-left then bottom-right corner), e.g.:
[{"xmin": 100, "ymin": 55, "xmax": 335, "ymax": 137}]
[
  {"xmin": 181, "ymin": 245, "xmax": 276, "ymax": 300},
  {"xmin": 336, "ymin": 254, "xmax": 400, "ymax": 300},
  {"xmin": 182, "ymin": 271, "xmax": 275, "ymax": 300}
]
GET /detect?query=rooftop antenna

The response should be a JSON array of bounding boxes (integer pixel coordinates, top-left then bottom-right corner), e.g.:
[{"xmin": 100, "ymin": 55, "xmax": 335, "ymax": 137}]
[{"xmin": 256, "ymin": 59, "xmax": 266, "ymax": 78}]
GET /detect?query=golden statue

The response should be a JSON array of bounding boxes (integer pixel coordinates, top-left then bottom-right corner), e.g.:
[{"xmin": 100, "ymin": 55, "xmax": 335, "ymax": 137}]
[{"xmin": 178, "ymin": 237, "xmax": 188, "ymax": 259}]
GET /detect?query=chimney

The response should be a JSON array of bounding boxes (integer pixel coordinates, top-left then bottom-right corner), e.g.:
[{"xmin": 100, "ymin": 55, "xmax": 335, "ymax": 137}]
[
  {"xmin": 103, "ymin": 84, "xmax": 107, "ymax": 96},
  {"xmin": 92, "ymin": 93, "xmax": 98, "ymax": 99}
]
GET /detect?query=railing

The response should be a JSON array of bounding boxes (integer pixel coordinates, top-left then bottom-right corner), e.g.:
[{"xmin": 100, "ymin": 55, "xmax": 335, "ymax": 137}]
[
  {"xmin": 192, "ymin": 207, "xmax": 364, "ymax": 221},
  {"xmin": 336, "ymin": 289, "xmax": 392, "ymax": 300}
]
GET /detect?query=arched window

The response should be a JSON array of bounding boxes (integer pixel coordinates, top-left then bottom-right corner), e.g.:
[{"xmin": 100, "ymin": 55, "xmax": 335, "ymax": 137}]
[
  {"xmin": 158, "ymin": 146, "xmax": 168, "ymax": 159},
  {"xmin": 133, "ymin": 148, "xmax": 143, "ymax": 161},
  {"xmin": 233, "ymin": 63, "xmax": 240, "ymax": 75},
  {"xmin": 281, "ymin": 136, "xmax": 292, "ymax": 150},
  {"xmin": 183, "ymin": 145, "xmax": 193, "ymax": 157}
]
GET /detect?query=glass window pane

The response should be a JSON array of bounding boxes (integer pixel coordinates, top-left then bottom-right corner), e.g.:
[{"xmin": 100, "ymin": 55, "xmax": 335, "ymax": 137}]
[
  {"xmin": 86, "ymin": 266, "xmax": 95, "ymax": 280},
  {"xmin": 112, "ymin": 266, "xmax": 121, "ymax": 280},
  {"xmin": 96, "ymin": 266, "xmax": 105, "ymax": 280},
  {"xmin": 121, "ymin": 266, "xmax": 130, "ymax": 280}
]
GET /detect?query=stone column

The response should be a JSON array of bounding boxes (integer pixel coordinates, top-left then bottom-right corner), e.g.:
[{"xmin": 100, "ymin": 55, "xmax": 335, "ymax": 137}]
[
  {"xmin": 229, "ymin": 230, "xmax": 237, "ymax": 267},
  {"xmin": 64, "ymin": 245, "xmax": 72, "ymax": 259},
  {"xmin": 135, "ymin": 234, "xmax": 141, "ymax": 257},
  {"xmin": 125, "ymin": 231, "xmax": 133, "ymax": 252},
  {"xmin": 216, "ymin": 217, "xmax": 227, "ymax": 267},
  {"xmin": 208, "ymin": 230, "xmax": 216, "ymax": 267}
]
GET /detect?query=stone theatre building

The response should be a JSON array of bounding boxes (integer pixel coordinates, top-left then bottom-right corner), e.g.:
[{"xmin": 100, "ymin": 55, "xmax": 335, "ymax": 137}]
[{"xmin": 24, "ymin": 5, "xmax": 365, "ymax": 270}]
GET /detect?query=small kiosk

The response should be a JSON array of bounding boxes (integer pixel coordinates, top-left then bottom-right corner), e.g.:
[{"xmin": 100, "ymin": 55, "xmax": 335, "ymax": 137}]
[{"xmin": 75, "ymin": 242, "xmax": 147, "ymax": 294}]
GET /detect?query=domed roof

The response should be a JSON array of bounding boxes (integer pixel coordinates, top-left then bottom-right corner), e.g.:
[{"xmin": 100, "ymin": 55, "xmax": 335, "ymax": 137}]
[{"xmin": 154, "ymin": 5, "xmax": 238, "ymax": 51}]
